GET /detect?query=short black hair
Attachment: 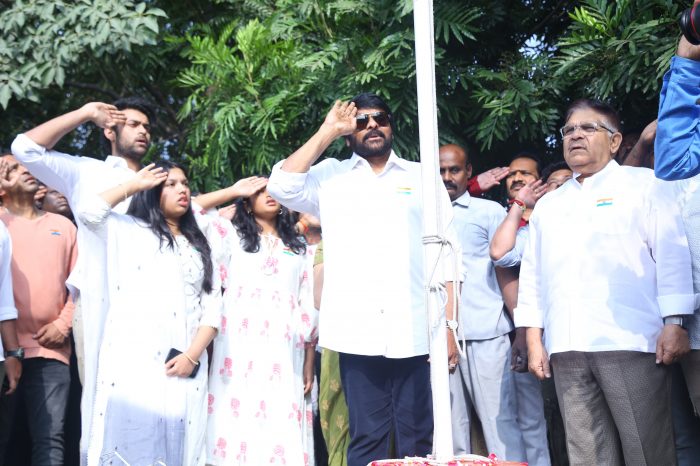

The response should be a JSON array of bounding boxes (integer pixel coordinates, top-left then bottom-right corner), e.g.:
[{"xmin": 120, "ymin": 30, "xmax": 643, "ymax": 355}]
[
  {"xmin": 509, "ymin": 151, "xmax": 541, "ymax": 178},
  {"xmin": 541, "ymin": 161, "xmax": 571, "ymax": 183},
  {"xmin": 100, "ymin": 96, "xmax": 156, "ymax": 155},
  {"xmin": 113, "ymin": 96, "xmax": 156, "ymax": 124},
  {"xmin": 350, "ymin": 92, "xmax": 394, "ymax": 132},
  {"xmin": 565, "ymin": 98, "xmax": 621, "ymax": 133}
]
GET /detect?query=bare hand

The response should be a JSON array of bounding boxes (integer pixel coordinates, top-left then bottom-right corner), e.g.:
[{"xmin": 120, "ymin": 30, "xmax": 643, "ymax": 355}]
[
  {"xmin": 4, "ymin": 357, "xmax": 21, "ymax": 395},
  {"xmin": 322, "ymin": 100, "xmax": 357, "ymax": 137},
  {"xmin": 303, "ymin": 347, "xmax": 315, "ymax": 396},
  {"xmin": 132, "ymin": 164, "xmax": 167, "ymax": 191},
  {"xmin": 218, "ymin": 204, "xmax": 237, "ymax": 221},
  {"xmin": 656, "ymin": 324, "xmax": 690, "ymax": 365},
  {"xmin": 82, "ymin": 102, "xmax": 127, "ymax": 129},
  {"xmin": 515, "ymin": 179, "xmax": 546, "ymax": 208},
  {"xmin": 34, "ymin": 185, "xmax": 48, "ymax": 204},
  {"xmin": 0, "ymin": 158, "xmax": 20, "ymax": 191},
  {"xmin": 230, "ymin": 176, "xmax": 268, "ymax": 198},
  {"xmin": 447, "ymin": 329, "xmax": 459, "ymax": 373},
  {"xmin": 678, "ymin": 34, "xmax": 700, "ymax": 62},
  {"xmin": 165, "ymin": 353, "xmax": 197, "ymax": 378},
  {"xmin": 526, "ymin": 330, "xmax": 551, "ymax": 380},
  {"xmin": 34, "ymin": 322, "xmax": 67, "ymax": 349},
  {"xmin": 511, "ymin": 327, "xmax": 528, "ymax": 373},
  {"xmin": 475, "ymin": 167, "xmax": 509, "ymax": 192}
]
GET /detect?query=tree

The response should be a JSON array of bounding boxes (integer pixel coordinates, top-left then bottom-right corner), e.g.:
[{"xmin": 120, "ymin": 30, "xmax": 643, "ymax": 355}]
[{"xmin": 0, "ymin": 0, "xmax": 690, "ymax": 192}]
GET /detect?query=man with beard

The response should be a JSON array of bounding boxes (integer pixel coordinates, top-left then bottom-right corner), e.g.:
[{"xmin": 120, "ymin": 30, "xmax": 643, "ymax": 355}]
[
  {"xmin": 10, "ymin": 97, "xmax": 154, "ymax": 463},
  {"xmin": 504, "ymin": 153, "xmax": 540, "ymax": 226},
  {"xmin": 268, "ymin": 93, "xmax": 461, "ymax": 466}
]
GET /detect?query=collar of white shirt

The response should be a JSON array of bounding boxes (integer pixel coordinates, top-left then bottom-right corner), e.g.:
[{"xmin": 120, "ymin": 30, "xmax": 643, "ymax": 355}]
[
  {"xmin": 571, "ymin": 159, "xmax": 619, "ymax": 190},
  {"xmin": 104, "ymin": 155, "xmax": 132, "ymax": 171},
  {"xmin": 347, "ymin": 150, "xmax": 411, "ymax": 175},
  {"xmin": 452, "ymin": 190, "xmax": 472, "ymax": 208}
]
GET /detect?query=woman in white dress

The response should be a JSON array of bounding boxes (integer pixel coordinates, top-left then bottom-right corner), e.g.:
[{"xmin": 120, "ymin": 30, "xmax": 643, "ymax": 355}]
[
  {"xmin": 207, "ymin": 186, "xmax": 317, "ymax": 466},
  {"xmin": 79, "ymin": 162, "xmax": 226, "ymax": 466}
]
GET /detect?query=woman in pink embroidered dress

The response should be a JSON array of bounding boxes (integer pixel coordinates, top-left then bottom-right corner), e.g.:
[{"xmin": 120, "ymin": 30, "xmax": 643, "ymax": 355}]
[{"xmin": 207, "ymin": 187, "xmax": 317, "ymax": 466}]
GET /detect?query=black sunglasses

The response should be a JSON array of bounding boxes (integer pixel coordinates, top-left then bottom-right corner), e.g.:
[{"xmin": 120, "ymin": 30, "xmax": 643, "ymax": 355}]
[{"xmin": 355, "ymin": 111, "xmax": 391, "ymax": 130}]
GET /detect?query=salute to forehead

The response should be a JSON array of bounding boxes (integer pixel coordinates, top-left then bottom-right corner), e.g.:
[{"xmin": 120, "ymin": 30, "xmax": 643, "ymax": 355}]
[{"xmin": 102, "ymin": 97, "xmax": 155, "ymax": 162}]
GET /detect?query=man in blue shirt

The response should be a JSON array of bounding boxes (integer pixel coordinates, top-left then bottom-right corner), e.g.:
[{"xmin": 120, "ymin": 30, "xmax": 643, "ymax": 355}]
[
  {"xmin": 655, "ymin": 30, "xmax": 700, "ymax": 180},
  {"xmin": 654, "ymin": 20, "xmax": 700, "ymax": 464}
]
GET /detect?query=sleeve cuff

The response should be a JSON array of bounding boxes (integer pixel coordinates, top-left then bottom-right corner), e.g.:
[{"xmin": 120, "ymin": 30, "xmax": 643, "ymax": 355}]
[
  {"xmin": 0, "ymin": 306, "xmax": 18, "ymax": 321},
  {"xmin": 514, "ymin": 307, "xmax": 544, "ymax": 328},
  {"xmin": 657, "ymin": 293, "xmax": 697, "ymax": 317},
  {"xmin": 669, "ymin": 56, "xmax": 700, "ymax": 84},
  {"xmin": 269, "ymin": 162, "xmax": 309, "ymax": 194},
  {"xmin": 492, "ymin": 248, "xmax": 521, "ymax": 268},
  {"xmin": 77, "ymin": 196, "xmax": 112, "ymax": 230}
]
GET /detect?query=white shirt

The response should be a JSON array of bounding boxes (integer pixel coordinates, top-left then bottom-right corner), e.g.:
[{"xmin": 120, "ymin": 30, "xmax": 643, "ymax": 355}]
[
  {"xmin": 0, "ymin": 222, "xmax": 18, "ymax": 362},
  {"xmin": 671, "ymin": 175, "xmax": 700, "ymax": 349},
  {"xmin": 515, "ymin": 160, "xmax": 695, "ymax": 355},
  {"xmin": 268, "ymin": 151, "xmax": 460, "ymax": 358},
  {"xmin": 452, "ymin": 192, "xmax": 512, "ymax": 340},
  {"xmin": 492, "ymin": 225, "xmax": 529, "ymax": 268}
]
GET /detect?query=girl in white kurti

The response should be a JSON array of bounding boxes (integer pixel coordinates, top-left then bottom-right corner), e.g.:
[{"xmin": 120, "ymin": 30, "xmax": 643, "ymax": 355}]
[
  {"xmin": 79, "ymin": 162, "xmax": 227, "ymax": 466},
  {"xmin": 207, "ymin": 187, "xmax": 317, "ymax": 466}
]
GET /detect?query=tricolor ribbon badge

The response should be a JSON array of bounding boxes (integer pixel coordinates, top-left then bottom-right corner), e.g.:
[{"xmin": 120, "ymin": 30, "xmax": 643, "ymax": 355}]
[
  {"xmin": 396, "ymin": 187, "xmax": 413, "ymax": 195},
  {"xmin": 596, "ymin": 198, "xmax": 613, "ymax": 207},
  {"xmin": 49, "ymin": 229, "xmax": 62, "ymax": 236}
]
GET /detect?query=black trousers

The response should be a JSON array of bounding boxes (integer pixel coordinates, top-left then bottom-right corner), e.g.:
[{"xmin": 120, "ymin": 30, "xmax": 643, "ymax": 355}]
[{"xmin": 339, "ymin": 353, "xmax": 433, "ymax": 466}]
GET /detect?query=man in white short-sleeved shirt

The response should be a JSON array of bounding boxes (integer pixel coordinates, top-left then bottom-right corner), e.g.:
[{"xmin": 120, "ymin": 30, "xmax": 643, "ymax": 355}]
[{"xmin": 268, "ymin": 93, "xmax": 460, "ymax": 466}]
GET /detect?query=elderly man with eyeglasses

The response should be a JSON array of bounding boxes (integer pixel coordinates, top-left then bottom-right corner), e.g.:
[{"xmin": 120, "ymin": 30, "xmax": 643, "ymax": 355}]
[
  {"xmin": 515, "ymin": 98, "xmax": 694, "ymax": 466},
  {"xmin": 268, "ymin": 93, "xmax": 461, "ymax": 466}
]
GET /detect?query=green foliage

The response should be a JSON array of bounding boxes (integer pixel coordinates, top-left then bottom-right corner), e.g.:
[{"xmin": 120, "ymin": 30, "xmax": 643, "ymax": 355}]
[
  {"xmin": 0, "ymin": 0, "xmax": 166, "ymax": 109},
  {"xmin": 0, "ymin": 0, "xmax": 692, "ymax": 191},
  {"xmin": 554, "ymin": 0, "xmax": 681, "ymax": 101}
]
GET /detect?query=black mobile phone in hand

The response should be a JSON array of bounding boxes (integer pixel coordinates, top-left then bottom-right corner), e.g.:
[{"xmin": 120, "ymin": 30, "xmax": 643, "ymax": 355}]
[{"xmin": 165, "ymin": 348, "xmax": 200, "ymax": 378}]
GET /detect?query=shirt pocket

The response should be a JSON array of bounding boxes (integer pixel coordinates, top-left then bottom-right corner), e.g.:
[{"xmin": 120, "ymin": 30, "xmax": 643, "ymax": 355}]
[{"xmin": 590, "ymin": 201, "xmax": 633, "ymax": 235}]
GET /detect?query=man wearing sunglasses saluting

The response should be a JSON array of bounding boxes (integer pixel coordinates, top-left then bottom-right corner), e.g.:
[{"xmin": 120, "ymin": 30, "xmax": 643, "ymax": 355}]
[{"xmin": 268, "ymin": 93, "xmax": 461, "ymax": 466}]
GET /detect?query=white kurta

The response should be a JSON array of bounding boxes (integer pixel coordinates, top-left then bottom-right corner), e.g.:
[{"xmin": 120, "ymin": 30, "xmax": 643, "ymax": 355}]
[
  {"xmin": 207, "ymin": 232, "xmax": 317, "ymax": 466},
  {"xmin": 79, "ymin": 198, "xmax": 226, "ymax": 466}
]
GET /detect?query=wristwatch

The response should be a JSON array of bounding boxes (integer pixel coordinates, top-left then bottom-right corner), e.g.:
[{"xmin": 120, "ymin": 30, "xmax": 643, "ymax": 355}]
[
  {"xmin": 663, "ymin": 316, "xmax": 688, "ymax": 329},
  {"xmin": 446, "ymin": 319, "xmax": 459, "ymax": 331},
  {"xmin": 4, "ymin": 348, "xmax": 24, "ymax": 361}
]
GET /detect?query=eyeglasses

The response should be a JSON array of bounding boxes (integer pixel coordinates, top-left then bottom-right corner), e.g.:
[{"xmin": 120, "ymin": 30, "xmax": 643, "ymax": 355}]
[
  {"xmin": 559, "ymin": 121, "xmax": 616, "ymax": 138},
  {"xmin": 355, "ymin": 111, "xmax": 391, "ymax": 131}
]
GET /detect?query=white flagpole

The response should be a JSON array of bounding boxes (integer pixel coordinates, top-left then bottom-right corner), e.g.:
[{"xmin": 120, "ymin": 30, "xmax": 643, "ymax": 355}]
[{"xmin": 413, "ymin": 0, "xmax": 454, "ymax": 461}]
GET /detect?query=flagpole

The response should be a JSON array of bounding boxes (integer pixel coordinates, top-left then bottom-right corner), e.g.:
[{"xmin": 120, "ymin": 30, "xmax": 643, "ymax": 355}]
[{"xmin": 413, "ymin": 0, "xmax": 454, "ymax": 461}]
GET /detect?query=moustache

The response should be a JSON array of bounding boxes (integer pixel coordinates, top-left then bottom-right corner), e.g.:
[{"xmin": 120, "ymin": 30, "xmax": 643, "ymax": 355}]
[
  {"xmin": 363, "ymin": 130, "xmax": 385, "ymax": 142},
  {"xmin": 510, "ymin": 182, "xmax": 525, "ymax": 190},
  {"xmin": 444, "ymin": 181, "xmax": 457, "ymax": 190}
]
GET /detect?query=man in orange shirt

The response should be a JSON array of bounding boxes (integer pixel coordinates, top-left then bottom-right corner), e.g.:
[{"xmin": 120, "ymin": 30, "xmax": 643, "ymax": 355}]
[{"xmin": 0, "ymin": 154, "xmax": 77, "ymax": 466}]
